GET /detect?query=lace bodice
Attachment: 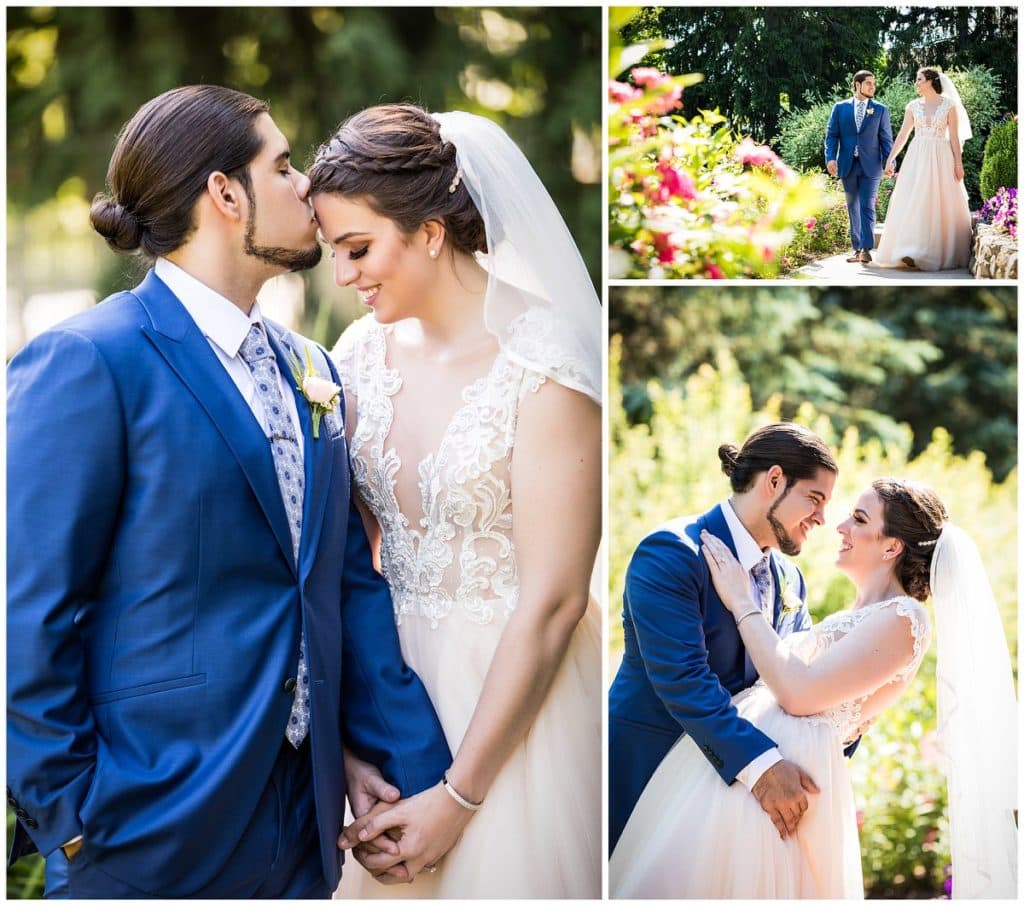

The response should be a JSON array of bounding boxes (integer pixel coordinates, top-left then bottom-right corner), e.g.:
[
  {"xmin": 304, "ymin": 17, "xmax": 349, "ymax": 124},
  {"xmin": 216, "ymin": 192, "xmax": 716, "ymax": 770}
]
[
  {"xmin": 911, "ymin": 97, "xmax": 954, "ymax": 141},
  {"xmin": 333, "ymin": 314, "xmax": 545, "ymax": 629},
  {"xmin": 743, "ymin": 596, "xmax": 931, "ymax": 744}
]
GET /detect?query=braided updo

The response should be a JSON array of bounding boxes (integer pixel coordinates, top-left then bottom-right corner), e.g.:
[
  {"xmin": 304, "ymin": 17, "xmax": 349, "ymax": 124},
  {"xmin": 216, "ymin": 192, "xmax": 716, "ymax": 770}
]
[
  {"xmin": 872, "ymin": 478, "xmax": 948, "ymax": 601},
  {"xmin": 307, "ymin": 104, "xmax": 486, "ymax": 255}
]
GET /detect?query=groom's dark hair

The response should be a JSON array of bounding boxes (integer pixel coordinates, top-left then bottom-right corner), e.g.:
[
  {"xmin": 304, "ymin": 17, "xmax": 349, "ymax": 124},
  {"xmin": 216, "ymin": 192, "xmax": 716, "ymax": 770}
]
[
  {"xmin": 719, "ymin": 423, "xmax": 837, "ymax": 493},
  {"xmin": 853, "ymin": 70, "xmax": 875, "ymax": 88},
  {"xmin": 90, "ymin": 85, "xmax": 269, "ymax": 258}
]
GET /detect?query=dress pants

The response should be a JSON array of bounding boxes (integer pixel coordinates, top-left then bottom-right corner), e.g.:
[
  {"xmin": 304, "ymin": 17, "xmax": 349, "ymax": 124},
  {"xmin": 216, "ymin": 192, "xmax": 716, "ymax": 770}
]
[
  {"xmin": 841, "ymin": 155, "xmax": 881, "ymax": 252},
  {"xmin": 44, "ymin": 737, "xmax": 328, "ymax": 899}
]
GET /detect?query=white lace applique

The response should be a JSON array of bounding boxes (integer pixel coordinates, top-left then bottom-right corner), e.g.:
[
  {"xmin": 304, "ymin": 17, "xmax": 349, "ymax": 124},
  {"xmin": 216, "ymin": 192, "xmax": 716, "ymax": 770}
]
[
  {"xmin": 336, "ymin": 315, "xmax": 545, "ymax": 629},
  {"xmin": 803, "ymin": 596, "xmax": 931, "ymax": 742},
  {"xmin": 912, "ymin": 97, "xmax": 953, "ymax": 141},
  {"xmin": 502, "ymin": 306, "xmax": 589, "ymax": 399}
]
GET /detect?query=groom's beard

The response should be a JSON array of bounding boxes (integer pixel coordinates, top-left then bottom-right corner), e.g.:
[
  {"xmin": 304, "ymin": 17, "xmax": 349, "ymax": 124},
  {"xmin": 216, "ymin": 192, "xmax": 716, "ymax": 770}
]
[
  {"xmin": 242, "ymin": 184, "xmax": 323, "ymax": 273},
  {"xmin": 767, "ymin": 486, "xmax": 801, "ymax": 556}
]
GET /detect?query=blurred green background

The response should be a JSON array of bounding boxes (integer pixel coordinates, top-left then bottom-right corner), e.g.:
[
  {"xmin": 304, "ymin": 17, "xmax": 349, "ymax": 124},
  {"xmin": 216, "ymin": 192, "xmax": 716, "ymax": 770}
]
[
  {"xmin": 609, "ymin": 285, "xmax": 1018, "ymax": 899},
  {"xmin": 6, "ymin": 5, "xmax": 601, "ymax": 361},
  {"xmin": 5, "ymin": 6, "xmax": 600, "ymax": 897}
]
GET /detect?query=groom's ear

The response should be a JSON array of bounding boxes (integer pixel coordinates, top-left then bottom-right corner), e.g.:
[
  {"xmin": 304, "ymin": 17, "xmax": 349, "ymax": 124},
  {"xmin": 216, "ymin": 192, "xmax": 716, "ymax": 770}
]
[
  {"xmin": 763, "ymin": 464, "xmax": 786, "ymax": 497},
  {"xmin": 205, "ymin": 170, "xmax": 245, "ymax": 223}
]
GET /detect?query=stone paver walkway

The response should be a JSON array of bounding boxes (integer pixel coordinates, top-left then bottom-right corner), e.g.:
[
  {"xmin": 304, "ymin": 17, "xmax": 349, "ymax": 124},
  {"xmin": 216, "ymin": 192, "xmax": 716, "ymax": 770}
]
[{"xmin": 792, "ymin": 254, "xmax": 972, "ymax": 281}]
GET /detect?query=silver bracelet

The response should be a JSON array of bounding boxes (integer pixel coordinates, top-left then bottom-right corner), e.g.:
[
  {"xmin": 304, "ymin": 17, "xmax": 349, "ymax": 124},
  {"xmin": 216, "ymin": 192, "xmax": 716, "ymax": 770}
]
[
  {"xmin": 735, "ymin": 608, "xmax": 763, "ymax": 628},
  {"xmin": 442, "ymin": 772, "xmax": 483, "ymax": 811}
]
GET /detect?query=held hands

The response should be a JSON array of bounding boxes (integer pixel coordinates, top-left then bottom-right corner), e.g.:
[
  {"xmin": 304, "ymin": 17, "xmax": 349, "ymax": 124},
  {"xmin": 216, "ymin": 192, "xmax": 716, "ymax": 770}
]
[
  {"xmin": 700, "ymin": 530, "xmax": 755, "ymax": 616},
  {"xmin": 341, "ymin": 749, "xmax": 406, "ymax": 881},
  {"xmin": 339, "ymin": 782, "xmax": 474, "ymax": 884},
  {"xmin": 751, "ymin": 759, "xmax": 820, "ymax": 840},
  {"xmin": 884, "ymin": 160, "xmax": 896, "ymax": 178}
]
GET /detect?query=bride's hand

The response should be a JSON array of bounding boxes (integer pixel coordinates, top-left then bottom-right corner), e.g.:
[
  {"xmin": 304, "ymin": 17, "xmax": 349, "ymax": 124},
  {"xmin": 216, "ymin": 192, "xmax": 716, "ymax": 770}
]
[
  {"xmin": 700, "ymin": 530, "xmax": 756, "ymax": 616},
  {"xmin": 953, "ymin": 161, "xmax": 964, "ymax": 182},
  {"xmin": 339, "ymin": 800, "xmax": 410, "ymax": 883},
  {"xmin": 342, "ymin": 783, "xmax": 474, "ymax": 882}
]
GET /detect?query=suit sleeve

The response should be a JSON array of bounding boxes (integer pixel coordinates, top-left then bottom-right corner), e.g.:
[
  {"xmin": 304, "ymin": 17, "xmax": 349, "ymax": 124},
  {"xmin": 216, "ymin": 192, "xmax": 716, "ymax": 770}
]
[
  {"xmin": 825, "ymin": 104, "xmax": 841, "ymax": 164},
  {"xmin": 323, "ymin": 351, "xmax": 452, "ymax": 796},
  {"xmin": 6, "ymin": 330, "xmax": 125, "ymax": 857},
  {"xmin": 626, "ymin": 532, "xmax": 776, "ymax": 784},
  {"xmin": 879, "ymin": 105, "xmax": 894, "ymax": 164}
]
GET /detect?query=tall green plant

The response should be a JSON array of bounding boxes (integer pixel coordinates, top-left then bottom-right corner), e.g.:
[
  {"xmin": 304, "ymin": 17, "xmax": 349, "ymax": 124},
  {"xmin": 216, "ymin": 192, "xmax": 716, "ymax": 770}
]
[{"xmin": 979, "ymin": 118, "xmax": 1018, "ymax": 199}]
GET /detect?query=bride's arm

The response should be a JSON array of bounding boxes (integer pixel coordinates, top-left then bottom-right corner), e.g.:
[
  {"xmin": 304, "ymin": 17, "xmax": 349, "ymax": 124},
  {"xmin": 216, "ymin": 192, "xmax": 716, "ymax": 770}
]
[
  {"xmin": 701, "ymin": 532, "xmax": 919, "ymax": 716},
  {"xmin": 947, "ymin": 106, "xmax": 965, "ymax": 181},
  {"xmin": 885, "ymin": 107, "xmax": 915, "ymax": 172},
  {"xmin": 346, "ymin": 379, "xmax": 600, "ymax": 877}
]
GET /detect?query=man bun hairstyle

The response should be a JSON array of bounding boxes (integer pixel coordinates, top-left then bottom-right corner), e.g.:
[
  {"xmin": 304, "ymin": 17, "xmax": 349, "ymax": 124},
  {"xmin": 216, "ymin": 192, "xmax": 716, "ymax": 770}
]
[
  {"xmin": 307, "ymin": 103, "xmax": 487, "ymax": 256},
  {"xmin": 872, "ymin": 478, "xmax": 948, "ymax": 601},
  {"xmin": 919, "ymin": 67, "xmax": 943, "ymax": 93},
  {"xmin": 720, "ymin": 422, "xmax": 837, "ymax": 493},
  {"xmin": 90, "ymin": 85, "xmax": 268, "ymax": 257}
]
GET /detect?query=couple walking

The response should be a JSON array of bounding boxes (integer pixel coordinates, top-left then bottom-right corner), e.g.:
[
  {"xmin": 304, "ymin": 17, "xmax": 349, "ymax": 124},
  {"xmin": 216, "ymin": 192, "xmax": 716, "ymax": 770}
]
[
  {"xmin": 826, "ymin": 67, "xmax": 973, "ymax": 271},
  {"xmin": 609, "ymin": 423, "xmax": 1017, "ymax": 898},
  {"xmin": 7, "ymin": 85, "xmax": 601, "ymax": 898}
]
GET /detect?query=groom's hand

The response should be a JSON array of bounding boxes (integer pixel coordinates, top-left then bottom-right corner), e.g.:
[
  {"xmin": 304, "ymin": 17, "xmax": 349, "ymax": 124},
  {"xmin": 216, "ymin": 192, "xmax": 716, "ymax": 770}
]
[
  {"xmin": 343, "ymin": 747, "xmax": 401, "ymax": 818},
  {"xmin": 826, "ymin": 160, "xmax": 838, "ymax": 177},
  {"xmin": 752, "ymin": 759, "xmax": 820, "ymax": 840}
]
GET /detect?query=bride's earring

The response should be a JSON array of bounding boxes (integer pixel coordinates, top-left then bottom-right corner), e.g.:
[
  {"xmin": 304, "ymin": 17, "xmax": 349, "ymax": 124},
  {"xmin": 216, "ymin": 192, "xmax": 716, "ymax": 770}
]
[{"xmin": 429, "ymin": 248, "xmax": 439, "ymax": 259}]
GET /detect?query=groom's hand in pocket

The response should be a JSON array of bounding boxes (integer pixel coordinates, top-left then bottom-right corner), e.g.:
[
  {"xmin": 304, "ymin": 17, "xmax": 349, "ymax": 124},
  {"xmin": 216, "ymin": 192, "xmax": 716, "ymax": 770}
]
[{"xmin": 752, "ymin": 759, "xmax": 820, "ymax": 840}]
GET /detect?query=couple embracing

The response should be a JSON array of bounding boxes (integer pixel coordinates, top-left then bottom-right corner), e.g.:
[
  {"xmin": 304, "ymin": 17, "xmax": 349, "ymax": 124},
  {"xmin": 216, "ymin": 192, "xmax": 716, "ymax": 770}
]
[
  {"xmin": 826, "ymin": 67, "xmax": 972, "ymax": 271},
  {"xmin": 609, "ymin": 423, "xmax": 1016, "ymax": 898},
  {"xmin": 7, "ymin": 85, "xmax": 602, "ymax": 898}
]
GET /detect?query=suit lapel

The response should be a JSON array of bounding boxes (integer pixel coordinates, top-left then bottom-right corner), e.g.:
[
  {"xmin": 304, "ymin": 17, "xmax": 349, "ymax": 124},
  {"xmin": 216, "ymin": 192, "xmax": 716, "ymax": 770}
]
[
  {"xmin": 768, "ymin": 554, "xmax": 784, "ymax": 630},
  {"xmin": 133, "ymin": 270, "xmax": 297, "ymax": 575},
  {"xmin": 266, "ymin": 326, "xmax": 334, "ymax": 580}
]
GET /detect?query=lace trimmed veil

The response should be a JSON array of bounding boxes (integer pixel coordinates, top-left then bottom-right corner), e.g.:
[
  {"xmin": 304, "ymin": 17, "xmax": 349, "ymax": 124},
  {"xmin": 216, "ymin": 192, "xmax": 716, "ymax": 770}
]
[{"xmin": 431, "ymin": 111, "xmax": 601, "ymax": 405}]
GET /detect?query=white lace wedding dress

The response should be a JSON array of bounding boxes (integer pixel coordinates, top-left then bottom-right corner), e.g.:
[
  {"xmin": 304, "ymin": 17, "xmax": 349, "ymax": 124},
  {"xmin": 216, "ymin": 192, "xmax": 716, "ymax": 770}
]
[
  {"xmin": 610, "ymin": 596, "xmax": 931, "ymax": 899},
  {"xmin": 331, "ymin": 313, "xmax": 601, "ymax": 899},
  {"xmin": 873, "ymin": 97, "xmax": 972, "ymax": 271}
]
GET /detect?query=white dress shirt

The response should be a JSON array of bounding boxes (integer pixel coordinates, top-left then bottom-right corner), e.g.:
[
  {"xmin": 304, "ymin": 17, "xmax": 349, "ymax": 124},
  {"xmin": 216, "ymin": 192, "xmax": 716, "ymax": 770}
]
[
  {"xmin": 155, "ymin": 257, "xmax": 304, "ymax": 457},
  {"xmin": 720, "ymin": 500, "xmax": 781, "ymax": 790}
]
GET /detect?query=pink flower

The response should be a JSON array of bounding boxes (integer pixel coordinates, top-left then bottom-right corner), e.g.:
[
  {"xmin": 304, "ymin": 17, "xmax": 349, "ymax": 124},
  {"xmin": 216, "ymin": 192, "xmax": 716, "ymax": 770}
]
[
  {"xmin": 654, "ymin": 160, "xmax": 697, "ymax": 202},
  {"xmin": 653, "ymin": 232, "xmax": 677, "ymax": 265},
  {"xmin": 734, "ymin": 137, "xmax": 779, "ymax": 168},
  {"xmin": 631, "ymin": 67, "xmax": 668, "ymax": 89},
  {"xmin": 805, "ymin": 218, "xmax": 817, "ymax": 231},
  {"xmin": 648, "ymin": 86, "xmax": 683, "ymax": 116},
  {"xmin": 705, "ymin": 262, "xmax": 725, "ymax": 279},
  {"xmin": 609, "ymin": 80, "xmax": 642, "ymax": 105},
  {"xmin": 302, "ymin": 374, "xmax": 341, "ymax": 407}
]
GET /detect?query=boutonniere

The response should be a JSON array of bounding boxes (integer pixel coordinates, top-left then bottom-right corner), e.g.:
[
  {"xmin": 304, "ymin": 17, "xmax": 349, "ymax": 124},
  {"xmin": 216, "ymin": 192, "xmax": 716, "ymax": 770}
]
[
  {"xmin": 866, "ymin": 107, "xmax": 875, "ymax": 116},
  {"xmin": 778, "ymin": 573, "xmax": 803, "ymax": 617},
  {"xmin": 287, "ymin": 346, "xmax": 341, "ymax": 440}
]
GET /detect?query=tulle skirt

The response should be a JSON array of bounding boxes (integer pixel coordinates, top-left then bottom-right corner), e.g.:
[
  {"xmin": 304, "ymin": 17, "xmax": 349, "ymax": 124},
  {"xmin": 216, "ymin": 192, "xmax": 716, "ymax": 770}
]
[
  {"xmin": 872, "ymin": 136, "xmax": 971, "ymax": 271},
  {"xmin": 610, "ymin": 683, "xmax": 863, "ymax": 899},
  {"xmin": 335, "ymin": 599, "xmax": 602, "ymax": 899}
]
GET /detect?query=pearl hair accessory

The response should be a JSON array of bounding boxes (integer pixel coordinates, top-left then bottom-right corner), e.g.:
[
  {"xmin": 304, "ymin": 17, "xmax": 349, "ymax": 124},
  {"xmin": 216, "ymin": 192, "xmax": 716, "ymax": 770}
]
[{"xmin": 448, "ymin": 169, "xmax": 463, "ymax": 194}]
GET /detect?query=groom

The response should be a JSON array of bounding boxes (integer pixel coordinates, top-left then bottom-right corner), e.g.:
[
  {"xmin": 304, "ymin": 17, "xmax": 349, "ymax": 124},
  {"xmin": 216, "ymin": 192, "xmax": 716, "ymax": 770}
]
[
  {"xmin": 825, "ymin": 70, "xmax": 893, "ymax": 264},
  {"xmin": 608, "ymin": 423, "xmax": 838, "ymax": 853},
  {"xmin": 7, "ymin": 85, "xmax": 451, "ymax": 897}
]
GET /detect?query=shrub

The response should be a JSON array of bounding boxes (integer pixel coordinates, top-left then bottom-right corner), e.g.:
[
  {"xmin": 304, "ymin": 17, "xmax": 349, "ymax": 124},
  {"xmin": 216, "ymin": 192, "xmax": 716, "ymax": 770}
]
[
  {"xmin": 979, "ymin": 117, "xmax": 1018, "ymax": 200},
  {"xmin": 776, "ymin": 188, "xmax": 852, "ymax": 271},
  {"xmin": 609, "ymin": 66, "xmax": 826, "ymax": 279}
]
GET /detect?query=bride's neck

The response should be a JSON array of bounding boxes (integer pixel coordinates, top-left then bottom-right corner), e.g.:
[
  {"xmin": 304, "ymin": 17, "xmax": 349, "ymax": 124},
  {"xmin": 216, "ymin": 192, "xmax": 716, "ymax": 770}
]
[
  {"xmin": 407, "ymin": 252, "xmax": 490, "ymax": 352},
  {"xmin": 852, "ymin": 568, "xmax": 906, "ymax": 609}
]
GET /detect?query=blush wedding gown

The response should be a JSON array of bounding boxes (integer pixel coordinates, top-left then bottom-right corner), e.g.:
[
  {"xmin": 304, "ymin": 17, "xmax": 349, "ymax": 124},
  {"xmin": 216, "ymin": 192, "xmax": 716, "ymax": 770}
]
[
  {"xmin": 872, "ymin": 97, "xmax": 972, "ymax": 271},
  {"xmin": 610, "ymin": 596, "xmax": 930, "ymax": 899},
  {"xmin": 331, "ymin": 313, "xmax": 601, "ymax": 899}
]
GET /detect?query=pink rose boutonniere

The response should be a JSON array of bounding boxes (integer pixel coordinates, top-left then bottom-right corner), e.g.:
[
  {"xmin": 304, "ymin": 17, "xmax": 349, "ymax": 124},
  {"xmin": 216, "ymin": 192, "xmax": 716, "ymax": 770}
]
[
  {"xmin": 778, "ymin": 574, "xmax": 803, "ymax": 617},
  {"xmin": 288, "ymin": 347, "xmax": 341, "ymax": 439},
  {"xmin": 866, "ymin": 107, "xmax": 875, "ymax": 117}
]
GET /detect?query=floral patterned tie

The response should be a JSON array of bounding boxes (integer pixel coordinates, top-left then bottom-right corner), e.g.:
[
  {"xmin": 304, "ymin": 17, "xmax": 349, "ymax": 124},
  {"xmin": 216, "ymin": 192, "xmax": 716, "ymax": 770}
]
[
  {"xmin": 750, "ymin": 556, "xmax": 774, "ymax": 620},
  {"xmin": 239, "ymin": 323, "xmax": 310, "ymax": 747},
  {"xmin": 855, "ymin": 99, "xmax": 866, "ymax": 132}
]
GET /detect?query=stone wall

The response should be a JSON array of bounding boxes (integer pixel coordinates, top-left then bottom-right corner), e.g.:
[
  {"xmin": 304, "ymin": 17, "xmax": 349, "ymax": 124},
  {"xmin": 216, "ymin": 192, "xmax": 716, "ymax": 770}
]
[{"xmin": 970, "ymin": 219, "xmax": 1018, "ymax": 279}]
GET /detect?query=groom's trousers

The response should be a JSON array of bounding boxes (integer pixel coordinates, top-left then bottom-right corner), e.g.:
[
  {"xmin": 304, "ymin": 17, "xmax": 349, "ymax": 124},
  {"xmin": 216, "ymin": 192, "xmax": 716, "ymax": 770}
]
[
  {"xmin": 841, "ymin": 156, "xmax": 881, "ymax": 252},
  {"xmin": 44, "ymin": 737, "xmax": 329, "ymax": 899}
]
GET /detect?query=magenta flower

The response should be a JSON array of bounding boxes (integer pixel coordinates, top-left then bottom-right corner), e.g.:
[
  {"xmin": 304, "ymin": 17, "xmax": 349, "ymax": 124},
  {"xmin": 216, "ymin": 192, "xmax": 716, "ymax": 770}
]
[
  {"xmin": 654, "ymin": 160, "xmax": 698, "ymax": 202},
  {"xmin": 805, "ymin": 218, "xmax": 818, "ymax": 231},
  {"xmin": 705, "ymin": 262, "xmax": 725, "ymax": 279},
  {"xmin": 631, "ymin": 67, "xmax": 668, "ymax": 89},
  {"xmin": 653, "ymin": 232, "xmax": 677, "ymax": 264},
  {"xmin": 609, "ymin": 80, "xmax": 643, "ymax": 105}
]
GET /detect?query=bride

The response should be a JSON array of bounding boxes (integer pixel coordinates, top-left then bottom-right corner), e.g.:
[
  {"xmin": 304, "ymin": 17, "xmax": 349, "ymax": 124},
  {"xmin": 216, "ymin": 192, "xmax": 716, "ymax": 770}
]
[
  {"xmin": 308, "ymin": 105, "xmax": 602, "ymax": 897},
  {"xmin": 871, "ymin": 68, "xmax": 973, "ymax": 271},
  {"xmin": 611, "ymin": 479, "xmax": 1016, "ymax": 898}
]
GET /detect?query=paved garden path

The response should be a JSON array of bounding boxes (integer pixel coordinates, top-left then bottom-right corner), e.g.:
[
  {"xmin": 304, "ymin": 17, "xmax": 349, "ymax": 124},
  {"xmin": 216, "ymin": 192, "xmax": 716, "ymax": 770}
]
[{"xmin": 793, "ymin": 254, "xmax": 972, "ymax": 280}]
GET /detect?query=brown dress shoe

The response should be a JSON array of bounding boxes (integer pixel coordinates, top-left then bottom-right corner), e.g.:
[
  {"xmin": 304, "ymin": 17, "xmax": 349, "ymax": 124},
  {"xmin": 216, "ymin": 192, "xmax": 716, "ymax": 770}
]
[
  {"xmin": 901, "ymin": 255, "xmax": 918, "ymax": 269},
  {"xmin": 846, "ymin": 251, "xmax": 862, "ymax": 262},
  {"xmin": 860, "ymin": 249, "xmax": 872, "ymax": 263}
]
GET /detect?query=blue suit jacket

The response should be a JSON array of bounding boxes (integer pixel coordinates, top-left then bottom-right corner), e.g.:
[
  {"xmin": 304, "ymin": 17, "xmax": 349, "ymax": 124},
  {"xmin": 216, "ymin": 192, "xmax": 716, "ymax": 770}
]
[
  {"xmin": 6, "ymin": 270, "xmax": 451, "ymax": 896},
  {"xmin": 607, "ymin": 504, "xmax": 811, "ymax": 852},
  {"xmin": 825, "ymin": 98, "xmax": 894, "ymax": 179}
]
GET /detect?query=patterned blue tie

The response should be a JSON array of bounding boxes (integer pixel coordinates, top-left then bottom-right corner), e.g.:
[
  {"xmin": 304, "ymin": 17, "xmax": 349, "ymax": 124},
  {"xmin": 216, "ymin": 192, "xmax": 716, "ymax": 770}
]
[
  {"xmin": 239, "ymin": 323, "xmax": 310, "ymax": 747},
  {"xmin": 750, "ymin": 556, "xmax": 773, "ymax": 620},
  {"xmin": 855, "ymin": 100, "xmax": 866, "ymax": 131}
]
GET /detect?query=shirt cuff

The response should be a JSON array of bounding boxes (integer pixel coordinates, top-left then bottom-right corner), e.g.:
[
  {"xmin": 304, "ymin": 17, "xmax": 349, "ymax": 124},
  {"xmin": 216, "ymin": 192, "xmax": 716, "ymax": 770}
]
[
  {"xmin": 62, "ymin": 835, "xmax": 83, "ymax": 847},
  {"xmin": 736, "ymin": 748, "xmax": 782, "ymax": 791}
]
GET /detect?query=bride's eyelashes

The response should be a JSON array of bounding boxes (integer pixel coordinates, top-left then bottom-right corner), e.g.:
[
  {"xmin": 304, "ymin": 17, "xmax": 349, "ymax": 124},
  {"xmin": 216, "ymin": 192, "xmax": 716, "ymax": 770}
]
[{"xmin": 349, "ymin": 245, "xmax": 369, "ymax": 260}]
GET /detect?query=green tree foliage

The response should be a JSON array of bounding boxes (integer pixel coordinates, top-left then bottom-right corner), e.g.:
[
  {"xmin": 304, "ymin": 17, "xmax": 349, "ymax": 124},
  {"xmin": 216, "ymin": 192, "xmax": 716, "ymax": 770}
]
[
  {"xmin": 980, "ymin": 117, "xmax": 1019, "ymax": 200},
  {"xmin": 622, "ymin": 7, "xmax": 887, "ymax": 143},
  {"xmin": 609, "ymin": 340, "xmax": 1017, "ymax": 898},
  {"xmin": 611, "ymin": 286, "xmax": 1017, "ymax": 481},
  {"xmin": 5, "ymin": 7, "xmax": 601, "ymax": 293}
]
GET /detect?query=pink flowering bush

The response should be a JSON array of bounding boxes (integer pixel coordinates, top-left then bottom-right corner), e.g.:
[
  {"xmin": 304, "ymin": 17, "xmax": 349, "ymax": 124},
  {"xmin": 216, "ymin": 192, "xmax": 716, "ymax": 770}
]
[
  {"xmin": 978, "ymin": 187, "xmax": 1017, "ymax": 240},
  {"xmin": 609, "ymin": 64, "xmax": 826, "ymax": 279},
  {"xmin": 775, "ymin": 186, "xmax": 852, "ymax": 272}
]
